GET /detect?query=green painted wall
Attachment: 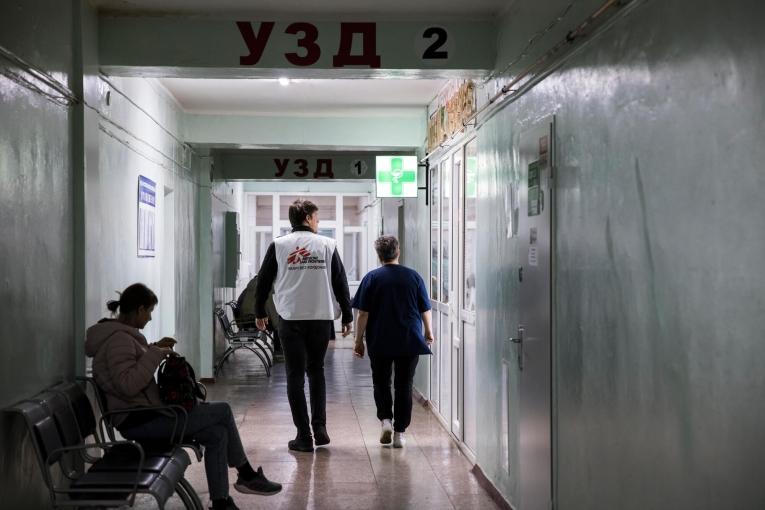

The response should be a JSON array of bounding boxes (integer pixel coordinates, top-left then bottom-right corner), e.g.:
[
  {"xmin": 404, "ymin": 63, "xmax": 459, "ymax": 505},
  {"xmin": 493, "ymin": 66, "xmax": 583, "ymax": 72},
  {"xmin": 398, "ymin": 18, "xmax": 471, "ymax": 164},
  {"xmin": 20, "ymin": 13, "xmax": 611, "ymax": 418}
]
[
  {"xmin": 409, "ymin": 0, "xmax": 765, "ymax": 508},
  {"xmin": 0, "ymin": 1, "xmax": 78, "ymax": 507}
]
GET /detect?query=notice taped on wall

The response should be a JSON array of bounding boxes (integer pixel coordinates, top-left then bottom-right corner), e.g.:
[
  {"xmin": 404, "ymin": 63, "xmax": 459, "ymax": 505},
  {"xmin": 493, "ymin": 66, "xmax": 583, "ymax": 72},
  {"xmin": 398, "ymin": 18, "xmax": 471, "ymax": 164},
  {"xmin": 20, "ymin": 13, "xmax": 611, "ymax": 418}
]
[{"xmin": 137, "ymin": 175, "xmax": 156, "ymax": 258}]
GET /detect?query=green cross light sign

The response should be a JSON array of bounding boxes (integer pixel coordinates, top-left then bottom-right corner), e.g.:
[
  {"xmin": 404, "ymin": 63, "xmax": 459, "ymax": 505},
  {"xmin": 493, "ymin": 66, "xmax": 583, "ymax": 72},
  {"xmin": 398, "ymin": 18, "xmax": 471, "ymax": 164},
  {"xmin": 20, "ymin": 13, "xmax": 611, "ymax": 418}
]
[{"xmin": 375, "ymin": 156, "xmax": 418, "ymax": 197}]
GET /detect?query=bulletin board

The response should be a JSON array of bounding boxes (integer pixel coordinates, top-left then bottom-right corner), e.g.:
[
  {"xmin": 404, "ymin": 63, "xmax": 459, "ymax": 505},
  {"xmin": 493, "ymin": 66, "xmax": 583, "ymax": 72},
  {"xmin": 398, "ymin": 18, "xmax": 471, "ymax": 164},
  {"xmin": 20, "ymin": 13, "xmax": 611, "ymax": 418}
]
[{"xmin": 137, "ymin": 175, "xmax": 156, "ymax": 257}]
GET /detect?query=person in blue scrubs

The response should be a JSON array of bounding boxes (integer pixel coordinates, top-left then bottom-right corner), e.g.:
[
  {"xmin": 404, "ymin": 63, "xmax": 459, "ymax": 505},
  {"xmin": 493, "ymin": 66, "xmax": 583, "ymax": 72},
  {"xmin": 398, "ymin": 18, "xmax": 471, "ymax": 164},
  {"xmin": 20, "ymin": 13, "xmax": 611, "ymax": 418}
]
[{"xmin": 352, "ymin": 236, "xmax": 435, "ymax": 448}]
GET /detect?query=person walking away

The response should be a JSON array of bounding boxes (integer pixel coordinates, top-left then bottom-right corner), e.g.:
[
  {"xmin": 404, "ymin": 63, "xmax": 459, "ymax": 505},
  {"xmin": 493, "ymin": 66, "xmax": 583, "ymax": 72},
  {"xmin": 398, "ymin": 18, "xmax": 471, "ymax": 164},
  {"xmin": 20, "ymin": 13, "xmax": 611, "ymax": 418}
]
[
  {"xmin": 352, "ymin": 236, "xmax": 435, "ymax": 448},
  {"xmin": 254, "ymin": 199, "xmax": 353, "ymax": 452}
]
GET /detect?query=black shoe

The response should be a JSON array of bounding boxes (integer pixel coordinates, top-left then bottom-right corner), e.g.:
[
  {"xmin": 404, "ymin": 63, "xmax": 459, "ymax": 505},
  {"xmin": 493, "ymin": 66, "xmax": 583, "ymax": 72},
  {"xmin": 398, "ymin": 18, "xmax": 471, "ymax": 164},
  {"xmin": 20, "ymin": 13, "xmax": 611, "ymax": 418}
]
[
  {"xmin": 210, "ymin": 496, "xmax": 240, "ymax": 510},
  {"xmin": 313, "ymin": 425, "xmax": 330, "ymax": 446},
  {"xmin": 233, "ymin": 467, "xmax": 282, "ymax": 496},
  {"xmin": 288, "ymin": 436, "xmax": 314, "ymax": 452}
]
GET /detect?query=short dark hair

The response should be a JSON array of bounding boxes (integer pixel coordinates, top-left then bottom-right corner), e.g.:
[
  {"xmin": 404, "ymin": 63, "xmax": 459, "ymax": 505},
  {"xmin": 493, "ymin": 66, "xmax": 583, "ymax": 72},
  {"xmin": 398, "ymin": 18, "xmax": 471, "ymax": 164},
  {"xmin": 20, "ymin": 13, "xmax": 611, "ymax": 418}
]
[
  {"xmin": 375, "ymin": 235, "xmax": 400, "ymax": 262},
  {"xmin": 288, "ymin": 199, "xmax": 318, "ymax": 228},
  {"xmin": 106, "ymin": 283, "xmax": 158, "ymax": 315}
]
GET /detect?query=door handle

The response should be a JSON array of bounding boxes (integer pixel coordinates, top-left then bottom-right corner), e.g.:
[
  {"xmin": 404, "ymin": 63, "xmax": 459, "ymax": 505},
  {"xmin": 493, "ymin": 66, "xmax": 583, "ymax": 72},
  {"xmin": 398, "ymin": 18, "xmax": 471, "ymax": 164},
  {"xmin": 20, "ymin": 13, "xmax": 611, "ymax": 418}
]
[
  {"xmin": 509, "ymin": 325, "xmax": 524, "ymax": 344},
  {"xmin": 508, "ymin": 326, "xmax": 525, "ymax": 371}
]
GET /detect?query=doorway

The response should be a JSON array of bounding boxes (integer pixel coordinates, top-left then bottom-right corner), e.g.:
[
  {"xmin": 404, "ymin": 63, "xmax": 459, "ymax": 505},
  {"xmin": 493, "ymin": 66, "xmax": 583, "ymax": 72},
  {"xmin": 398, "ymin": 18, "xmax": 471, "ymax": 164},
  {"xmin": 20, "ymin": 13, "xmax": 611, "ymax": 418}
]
[
  {"xmin": 513, "ymin": 117, "xmax": 555, "ymax": 510},
  {"xmin": 428, "ymin": 138, "xmax": 478, "ymax": 456},
  {"xmin": 160, "ymin": 186, "xmax": 176, "ymax": 338}
]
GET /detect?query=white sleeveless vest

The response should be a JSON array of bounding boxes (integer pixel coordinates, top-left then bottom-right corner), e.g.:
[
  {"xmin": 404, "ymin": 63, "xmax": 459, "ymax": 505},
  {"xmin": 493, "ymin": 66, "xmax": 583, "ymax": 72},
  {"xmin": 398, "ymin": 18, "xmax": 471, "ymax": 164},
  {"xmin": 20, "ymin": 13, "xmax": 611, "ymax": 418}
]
[{"xmin": 272, "ymin": 231, "xmax": 340, "ymax": 321}]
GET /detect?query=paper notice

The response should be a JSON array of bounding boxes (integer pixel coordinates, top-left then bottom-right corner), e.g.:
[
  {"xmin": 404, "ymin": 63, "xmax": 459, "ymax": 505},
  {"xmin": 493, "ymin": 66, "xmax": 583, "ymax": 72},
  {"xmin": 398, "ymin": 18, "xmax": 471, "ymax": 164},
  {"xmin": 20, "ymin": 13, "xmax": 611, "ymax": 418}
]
[{"xmin": 528, "ymin": 246, "xmax": 538, "ymax": 267}]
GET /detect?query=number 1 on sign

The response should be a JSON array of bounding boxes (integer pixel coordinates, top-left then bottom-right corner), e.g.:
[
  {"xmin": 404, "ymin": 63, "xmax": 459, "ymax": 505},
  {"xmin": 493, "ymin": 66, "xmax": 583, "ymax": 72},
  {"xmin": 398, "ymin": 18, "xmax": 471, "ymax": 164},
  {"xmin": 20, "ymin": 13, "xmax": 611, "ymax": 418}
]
[{"xmin": 350, "ymin": 159, "xmax": 368, "ymax": 177}]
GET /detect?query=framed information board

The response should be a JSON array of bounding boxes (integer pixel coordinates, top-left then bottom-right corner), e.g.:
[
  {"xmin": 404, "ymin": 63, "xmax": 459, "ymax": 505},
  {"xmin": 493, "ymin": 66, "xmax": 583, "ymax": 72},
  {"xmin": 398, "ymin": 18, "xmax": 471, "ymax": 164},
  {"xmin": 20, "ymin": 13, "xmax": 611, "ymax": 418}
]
[{"xmin": 137, "ymin": 175, "xmax": 156, "ymax": 257}]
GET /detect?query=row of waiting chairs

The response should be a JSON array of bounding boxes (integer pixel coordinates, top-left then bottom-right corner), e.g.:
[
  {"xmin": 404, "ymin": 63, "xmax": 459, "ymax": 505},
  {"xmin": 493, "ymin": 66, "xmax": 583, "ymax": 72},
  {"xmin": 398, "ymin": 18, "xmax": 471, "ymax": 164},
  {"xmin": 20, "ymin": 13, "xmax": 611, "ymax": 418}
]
[
  {"xmin": 3, "ymin": 378, "xmax": 204, "ymax": 509},
  {"xmin": 213, "ymin": 302, "xmax": 275, "ymax": 377}
]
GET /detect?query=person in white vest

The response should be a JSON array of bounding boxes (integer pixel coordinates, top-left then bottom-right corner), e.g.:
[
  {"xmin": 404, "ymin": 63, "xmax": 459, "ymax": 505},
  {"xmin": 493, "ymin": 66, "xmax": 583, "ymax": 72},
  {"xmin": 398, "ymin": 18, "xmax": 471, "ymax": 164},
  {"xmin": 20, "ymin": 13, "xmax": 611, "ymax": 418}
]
[{"xmin": 254, "ymin": 199, "xmax": 352, "ymax": 452}]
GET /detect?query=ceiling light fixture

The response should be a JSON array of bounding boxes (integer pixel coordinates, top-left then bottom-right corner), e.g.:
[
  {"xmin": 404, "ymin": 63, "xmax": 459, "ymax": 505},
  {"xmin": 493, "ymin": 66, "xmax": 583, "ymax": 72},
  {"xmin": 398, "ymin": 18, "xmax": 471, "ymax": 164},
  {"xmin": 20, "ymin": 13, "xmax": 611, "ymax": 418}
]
[{"xmin": 278, "ymin": 77, "xmax": 290, "ymax": 86}]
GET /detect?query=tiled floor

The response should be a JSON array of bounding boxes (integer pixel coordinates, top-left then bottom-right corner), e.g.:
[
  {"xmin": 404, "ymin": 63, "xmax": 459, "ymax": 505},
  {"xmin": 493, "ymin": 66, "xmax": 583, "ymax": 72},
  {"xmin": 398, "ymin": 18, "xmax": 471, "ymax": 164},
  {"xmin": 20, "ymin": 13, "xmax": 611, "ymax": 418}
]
[{"xmin": 156, "ymin": 344, "xmax": 500, "ymax": 510}]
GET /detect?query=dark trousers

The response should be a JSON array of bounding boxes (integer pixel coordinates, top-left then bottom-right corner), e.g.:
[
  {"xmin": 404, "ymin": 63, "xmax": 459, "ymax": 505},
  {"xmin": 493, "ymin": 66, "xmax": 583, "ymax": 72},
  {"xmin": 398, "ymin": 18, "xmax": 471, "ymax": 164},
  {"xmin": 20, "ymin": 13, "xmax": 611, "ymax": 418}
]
[
  {"xmin": 271, "ymin": 327, "xmax": 282, "ymax": 353},
  {"xmin": 369, "ymin": 355, "xmax": 419, "ymax": 432},
  {"xmin": 278, "ymin": 319, "xmax": 333, "ymax": 438},
  {"xmin": 120, "ymin": 402, "xmax": 246, "ymax": 500}
]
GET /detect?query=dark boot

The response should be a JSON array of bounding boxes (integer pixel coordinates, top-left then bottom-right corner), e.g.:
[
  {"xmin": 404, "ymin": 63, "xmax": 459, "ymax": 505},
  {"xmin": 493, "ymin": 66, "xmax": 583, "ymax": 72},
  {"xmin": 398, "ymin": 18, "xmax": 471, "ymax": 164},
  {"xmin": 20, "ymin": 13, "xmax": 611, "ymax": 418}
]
[
  {"xmin": 313, "ymin": 425, "xmax": 330, "ymax": 446},
  {"xmin": 288, "ymin": 435, "xmax": 314, "ymax": 452}
]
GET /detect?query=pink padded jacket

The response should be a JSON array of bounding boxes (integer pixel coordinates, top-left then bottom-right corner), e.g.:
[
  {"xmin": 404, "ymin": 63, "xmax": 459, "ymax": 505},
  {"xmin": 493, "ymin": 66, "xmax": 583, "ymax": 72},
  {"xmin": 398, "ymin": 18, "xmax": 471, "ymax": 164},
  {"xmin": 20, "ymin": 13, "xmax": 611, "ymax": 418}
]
[{"xmin": 85, "ymin": 319, "xmax": 165, "ymax": 426}]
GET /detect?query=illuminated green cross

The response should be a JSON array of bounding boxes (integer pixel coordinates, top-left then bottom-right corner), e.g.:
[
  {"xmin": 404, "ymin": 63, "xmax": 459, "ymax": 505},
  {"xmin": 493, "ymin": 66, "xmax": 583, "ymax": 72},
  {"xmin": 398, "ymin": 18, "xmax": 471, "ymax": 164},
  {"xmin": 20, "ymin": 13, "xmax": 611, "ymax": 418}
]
[{"xmin": 377, "ymin": 157, "xmax": 416, "ymax": 196}]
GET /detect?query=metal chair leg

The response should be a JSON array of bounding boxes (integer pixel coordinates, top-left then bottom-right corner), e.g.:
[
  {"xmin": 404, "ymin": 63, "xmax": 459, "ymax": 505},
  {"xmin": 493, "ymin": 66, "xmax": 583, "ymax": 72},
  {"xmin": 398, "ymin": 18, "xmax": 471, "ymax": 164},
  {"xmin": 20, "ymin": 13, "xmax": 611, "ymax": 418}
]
[
  {"xmin": 241, "ymin": 345, "xmax": 271, "ymax": 377},
  {"xmin": 177, "ymin": 477, "xmax": 204, "ymax": 510},
  {"xmin": 175, "ymin": 479, "xmax": 194, "ymax": 509},
  {"xmin": 214, "ymin": 347, "xmax": 236, "ymax": 376},
  {"xmin": 259, "ymin": 331, "xmax": 276, "ymax": 356},
  {"xmin": 236, "ymin": 338, "xmax": 272, "ymax": 366},
  {"xmin": 252, "ymin": 340, "xmax": 273, "ymax": 366}
]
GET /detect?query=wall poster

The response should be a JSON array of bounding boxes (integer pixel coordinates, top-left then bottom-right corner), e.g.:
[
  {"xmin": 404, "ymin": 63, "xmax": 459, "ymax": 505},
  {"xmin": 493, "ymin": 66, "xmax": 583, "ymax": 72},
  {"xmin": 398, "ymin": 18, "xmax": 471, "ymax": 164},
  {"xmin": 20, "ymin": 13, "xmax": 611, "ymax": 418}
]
[{"xmin": 137, "ymin": 175, "xmax": 156, "ymax": 257}]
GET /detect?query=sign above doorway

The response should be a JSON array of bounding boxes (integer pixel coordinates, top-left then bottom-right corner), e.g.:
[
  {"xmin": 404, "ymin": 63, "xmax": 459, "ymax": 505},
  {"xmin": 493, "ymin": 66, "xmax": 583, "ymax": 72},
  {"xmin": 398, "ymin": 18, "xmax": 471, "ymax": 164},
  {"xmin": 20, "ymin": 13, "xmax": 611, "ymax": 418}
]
[
  {"xmin": 100, "ymin": 18, "xmax": 496, "ymax": 78},
  {"xmin": 211, "ymin": 149, "xmax": 415, "ymax": 181}
]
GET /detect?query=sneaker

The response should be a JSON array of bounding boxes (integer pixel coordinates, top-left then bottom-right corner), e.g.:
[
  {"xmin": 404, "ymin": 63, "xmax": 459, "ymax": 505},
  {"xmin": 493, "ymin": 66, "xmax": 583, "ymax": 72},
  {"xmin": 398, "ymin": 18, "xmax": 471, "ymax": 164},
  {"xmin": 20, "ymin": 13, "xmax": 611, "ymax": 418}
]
[
  {"xmin": 288, "ymin": 436, "xmax": 315, "ymax": 452},
  {"xmin": 234, "ymin": 466, "xmax": 282, "ymax": 496},
  {"xmin": 393, "ymin": 431, "xmax": 406, "ymax": 448},
  {"xmin": 379, "ymin": 419, "xmax": 393, "ymax": 445},
  {"xmin": 313, "ymin": 425, "xmax": 331, "ymax": 446}
]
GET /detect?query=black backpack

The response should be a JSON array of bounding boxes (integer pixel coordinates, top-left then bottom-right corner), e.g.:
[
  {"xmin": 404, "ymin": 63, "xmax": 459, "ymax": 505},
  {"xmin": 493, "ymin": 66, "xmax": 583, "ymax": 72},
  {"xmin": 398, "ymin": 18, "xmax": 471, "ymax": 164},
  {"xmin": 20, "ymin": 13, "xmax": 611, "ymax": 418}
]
[{"xmin": 157, "ymin": 355, "xmax": 207, "ymax": 411}]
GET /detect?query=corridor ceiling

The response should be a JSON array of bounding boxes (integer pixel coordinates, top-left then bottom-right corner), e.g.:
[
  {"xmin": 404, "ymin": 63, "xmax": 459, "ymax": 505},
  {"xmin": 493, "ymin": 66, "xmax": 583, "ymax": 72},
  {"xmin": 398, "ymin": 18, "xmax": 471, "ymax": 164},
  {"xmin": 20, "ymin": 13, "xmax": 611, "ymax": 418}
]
[
  {"xmin": 157, "ymin": 78, "xmax": 446, "ymax": 116},
  {"xmin": 91, "ymin": 0, "xmax": 512, "ymax": 18},
  {"xmin": 93, "ymin": 0, "xmax": 497, "ymax": 117}
]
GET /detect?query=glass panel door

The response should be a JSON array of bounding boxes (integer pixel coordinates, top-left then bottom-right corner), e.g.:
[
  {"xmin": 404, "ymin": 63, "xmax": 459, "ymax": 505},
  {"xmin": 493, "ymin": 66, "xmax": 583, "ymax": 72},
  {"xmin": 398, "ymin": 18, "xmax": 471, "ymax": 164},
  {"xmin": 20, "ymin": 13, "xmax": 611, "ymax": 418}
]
[
  {"xmin": 461, "ymin": 139, "xmax": 478, "ymax": 452},
  {"xmin": 429, "ymin": 162, "xmax": 441, "ymax": 408},
  {"xmin": 450, "ymin": 149, "xmax": 462, "ymax": 438},
  {"xmin": 439, "ymin": 158, "xmax": 452, "ymax": 425},
  {"xmin": 343, "ymin": 231, "xmax": 362, "ymax": 281},
  {"xmin": 428, "ymin": 139, "xmax": 478, "ymax": 450}
]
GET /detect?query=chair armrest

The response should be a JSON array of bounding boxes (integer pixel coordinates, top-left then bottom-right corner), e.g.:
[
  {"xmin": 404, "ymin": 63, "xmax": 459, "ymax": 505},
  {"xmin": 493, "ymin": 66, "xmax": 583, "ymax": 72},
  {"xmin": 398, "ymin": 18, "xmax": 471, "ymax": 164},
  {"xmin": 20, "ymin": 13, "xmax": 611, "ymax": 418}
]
[{"xmin": 48, "ymin": 440, "xmax": 144, "ymax": 463}]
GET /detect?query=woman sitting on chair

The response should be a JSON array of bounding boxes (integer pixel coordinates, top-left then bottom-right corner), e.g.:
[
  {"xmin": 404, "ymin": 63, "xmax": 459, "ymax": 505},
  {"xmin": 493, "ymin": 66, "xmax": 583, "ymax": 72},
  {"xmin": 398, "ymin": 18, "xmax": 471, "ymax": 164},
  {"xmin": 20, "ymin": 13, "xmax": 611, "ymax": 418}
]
[{"xmin": 85, "ymin": 283, "xmax": 281, "ymax": 510}]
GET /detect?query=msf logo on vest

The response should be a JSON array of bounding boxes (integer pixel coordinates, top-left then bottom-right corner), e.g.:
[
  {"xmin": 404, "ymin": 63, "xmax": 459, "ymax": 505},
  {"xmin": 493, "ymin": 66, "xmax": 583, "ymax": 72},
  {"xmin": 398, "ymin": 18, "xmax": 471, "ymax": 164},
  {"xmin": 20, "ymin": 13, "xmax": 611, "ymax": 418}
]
[
  {"xmin": 287, "ymin": 246, "xmax": 312, "ymax": 265},
  {"xmin": 286, "ymin": 246, "xmax": 326, "ymax": 270}
]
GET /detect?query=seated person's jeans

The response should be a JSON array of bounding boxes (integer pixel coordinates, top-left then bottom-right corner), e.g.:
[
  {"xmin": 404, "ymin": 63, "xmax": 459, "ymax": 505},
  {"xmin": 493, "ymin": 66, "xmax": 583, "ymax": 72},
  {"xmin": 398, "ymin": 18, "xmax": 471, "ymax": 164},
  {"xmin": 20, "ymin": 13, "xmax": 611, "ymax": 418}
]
[{"xmin": 120, "ymin": 401, "xmax": 246, "ymax": 500}]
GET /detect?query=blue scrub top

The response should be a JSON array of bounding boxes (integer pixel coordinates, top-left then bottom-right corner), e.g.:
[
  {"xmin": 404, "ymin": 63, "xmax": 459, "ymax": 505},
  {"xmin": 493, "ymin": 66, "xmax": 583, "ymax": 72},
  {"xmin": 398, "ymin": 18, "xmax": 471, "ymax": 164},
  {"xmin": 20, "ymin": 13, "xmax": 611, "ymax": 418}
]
[{"xmin": 351, "ymin": 264, "xmax": 432, "ymax": 358}]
